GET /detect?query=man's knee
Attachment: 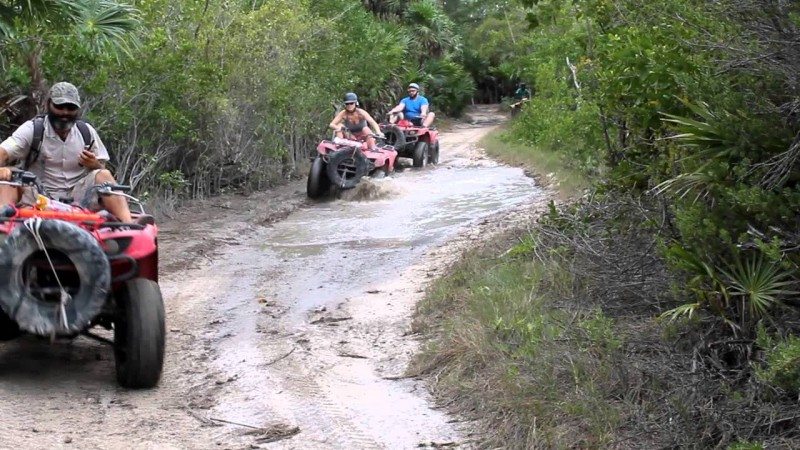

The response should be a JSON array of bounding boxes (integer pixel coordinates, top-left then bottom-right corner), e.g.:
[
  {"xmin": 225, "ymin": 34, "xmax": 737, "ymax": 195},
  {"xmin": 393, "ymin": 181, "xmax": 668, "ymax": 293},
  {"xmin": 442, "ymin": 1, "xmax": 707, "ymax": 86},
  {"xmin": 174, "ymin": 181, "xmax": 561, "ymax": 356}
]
[
  {"xmin": 94, "ymin": 169, "xmax": 115, "ymax": 183},
  {"xmin": 0, "ymin": 185, "xmax": 21, "ymax": 204}
]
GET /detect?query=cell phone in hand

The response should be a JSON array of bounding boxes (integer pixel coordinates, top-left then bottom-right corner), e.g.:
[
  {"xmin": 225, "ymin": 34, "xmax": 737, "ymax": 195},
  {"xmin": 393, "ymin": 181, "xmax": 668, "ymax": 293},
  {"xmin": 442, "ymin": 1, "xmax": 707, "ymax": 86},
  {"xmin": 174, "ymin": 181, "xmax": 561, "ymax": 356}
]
[{"xmin": 78, "ymin": 139, "xmax": 96, "ymax": 167}]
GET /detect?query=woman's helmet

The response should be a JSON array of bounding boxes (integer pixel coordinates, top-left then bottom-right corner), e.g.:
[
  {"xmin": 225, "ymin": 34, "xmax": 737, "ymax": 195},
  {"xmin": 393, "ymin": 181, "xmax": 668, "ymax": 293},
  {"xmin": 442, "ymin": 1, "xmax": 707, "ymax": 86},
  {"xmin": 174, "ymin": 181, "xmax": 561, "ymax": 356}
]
[{"xmin": 343, "ymin": 92, "xmax": 358, "ymax": 105}]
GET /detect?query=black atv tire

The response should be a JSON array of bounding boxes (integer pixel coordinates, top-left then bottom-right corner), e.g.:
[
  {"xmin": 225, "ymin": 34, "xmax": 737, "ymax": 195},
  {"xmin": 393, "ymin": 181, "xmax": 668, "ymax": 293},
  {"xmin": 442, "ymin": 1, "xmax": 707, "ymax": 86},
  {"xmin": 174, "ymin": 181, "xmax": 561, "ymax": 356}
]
[
  {"xmin": 383, "ymin": 125, "xmax": 407, "ymax": 152},
  {"xmin": 307, "ymin": 156, "xmax": 331, "ymax": 199},
  {"xmin": 412, "ymin": 141, "xmax": 428, "ymax": 168},
  {"xmin": 0, "ymin": 220, "xmax": 110, "ymax": 335},
  {"xmin": 428, "ymin": 141, "xmax": 440, "ymax": 164},
  {"xmin": 114, "ymin": 278, "xmax": 165, "ymax": 389},
  {"xmin": 0, "ymin": 309, "xmax": 20, "ymax": 340},
  {"xmin": 326, "ymin": 149, "xmax": 369, "ymax": 189}
]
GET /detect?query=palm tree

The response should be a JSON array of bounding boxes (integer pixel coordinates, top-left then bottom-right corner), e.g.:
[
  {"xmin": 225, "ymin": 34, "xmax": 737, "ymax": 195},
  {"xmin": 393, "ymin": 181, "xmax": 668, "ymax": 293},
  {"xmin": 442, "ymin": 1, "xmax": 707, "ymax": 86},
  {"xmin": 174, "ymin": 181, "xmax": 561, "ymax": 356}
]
[
  {"xmin": 0, "ymin": 0, "xmax": 140, "ymax": 113},
  {"xmin": 404, "ymin": 0, "xmax": 460, "ymax": 59}
]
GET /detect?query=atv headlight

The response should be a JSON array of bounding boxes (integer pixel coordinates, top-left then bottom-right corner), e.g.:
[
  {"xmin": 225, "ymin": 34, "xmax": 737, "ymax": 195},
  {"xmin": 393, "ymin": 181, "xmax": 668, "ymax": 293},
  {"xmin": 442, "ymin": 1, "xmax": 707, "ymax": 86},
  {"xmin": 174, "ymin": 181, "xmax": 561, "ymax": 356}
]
[{"xmin": 103, "ymin": 237, "xmax": 132, "ymax": 256}]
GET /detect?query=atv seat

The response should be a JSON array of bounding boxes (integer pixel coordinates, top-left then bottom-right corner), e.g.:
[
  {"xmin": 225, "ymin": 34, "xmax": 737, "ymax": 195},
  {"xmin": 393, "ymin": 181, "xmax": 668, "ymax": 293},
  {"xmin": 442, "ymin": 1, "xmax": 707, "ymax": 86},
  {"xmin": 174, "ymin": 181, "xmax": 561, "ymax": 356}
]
[{"xmin": 135, "ymin": 214, "xmax": 156, "ymax": 226}]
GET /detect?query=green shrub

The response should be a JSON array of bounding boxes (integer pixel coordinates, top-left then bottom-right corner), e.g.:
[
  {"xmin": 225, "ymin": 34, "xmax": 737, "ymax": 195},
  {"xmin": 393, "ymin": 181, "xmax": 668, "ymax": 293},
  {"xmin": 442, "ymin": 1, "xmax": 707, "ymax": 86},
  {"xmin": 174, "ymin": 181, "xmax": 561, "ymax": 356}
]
[
  {"xmin": 756, "ymin": 327, "xmax": 800, "ymax": 394},
  {"xmin": 423, "ymin": 57, "xmax": 475, "ymax": 117}
]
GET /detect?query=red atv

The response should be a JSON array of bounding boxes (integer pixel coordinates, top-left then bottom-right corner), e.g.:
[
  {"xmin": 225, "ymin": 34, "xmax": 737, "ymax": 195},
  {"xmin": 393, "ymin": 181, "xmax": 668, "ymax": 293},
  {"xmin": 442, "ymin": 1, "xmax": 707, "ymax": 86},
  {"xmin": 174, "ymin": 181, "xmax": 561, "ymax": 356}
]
[
  {"xmin": 0, "ymin": 169, "xmax": 164, "ymax": 389},
  {"xmin": 307, "ymin": 134, "xmax": 397, "ymax": 199},
  {"xmin": 380, "ymin": 119, "xmax": 440, "ymax": 168}
]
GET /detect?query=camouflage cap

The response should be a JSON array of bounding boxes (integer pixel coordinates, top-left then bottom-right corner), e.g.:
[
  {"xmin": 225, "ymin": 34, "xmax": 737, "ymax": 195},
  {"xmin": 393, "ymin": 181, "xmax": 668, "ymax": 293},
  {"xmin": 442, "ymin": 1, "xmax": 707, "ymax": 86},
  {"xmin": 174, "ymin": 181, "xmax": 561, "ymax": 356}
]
[{"xmin": 49, "ymin": 82, "xmax": 81, "ymax": 108}]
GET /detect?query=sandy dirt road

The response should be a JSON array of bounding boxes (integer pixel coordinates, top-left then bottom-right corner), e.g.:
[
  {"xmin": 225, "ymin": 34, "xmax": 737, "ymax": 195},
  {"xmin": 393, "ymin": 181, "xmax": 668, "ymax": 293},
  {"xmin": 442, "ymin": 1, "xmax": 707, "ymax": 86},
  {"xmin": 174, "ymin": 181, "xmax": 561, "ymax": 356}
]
[{"xmin": 0, "ymin": 105, "xmax": 549, "ymax": 449}]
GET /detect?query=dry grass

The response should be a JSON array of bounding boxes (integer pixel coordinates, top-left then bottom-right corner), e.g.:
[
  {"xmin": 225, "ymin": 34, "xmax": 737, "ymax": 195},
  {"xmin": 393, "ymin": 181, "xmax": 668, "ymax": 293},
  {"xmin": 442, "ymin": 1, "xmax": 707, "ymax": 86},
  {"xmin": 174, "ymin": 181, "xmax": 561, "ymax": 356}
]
[{"xmin": 478, "ymin": 128, "xmax": 591, "ymax": 200}]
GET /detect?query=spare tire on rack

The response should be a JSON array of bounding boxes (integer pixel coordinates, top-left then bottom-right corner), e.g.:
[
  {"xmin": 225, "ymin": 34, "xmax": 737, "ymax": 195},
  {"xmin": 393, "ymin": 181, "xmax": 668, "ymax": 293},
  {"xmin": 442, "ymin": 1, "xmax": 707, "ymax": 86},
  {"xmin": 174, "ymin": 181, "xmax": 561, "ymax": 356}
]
[
  {"xmin": 382, "ymin": 125, "xmax": 406, "ymax": 151},
  {"xmin": 0, "ymin": 219, "xmax": 111, "ymax": 335},
  {"xmin": 326, "ymin": 148, "xmax": 369, "ymax": 189},
  {"xmin": 0, "ymin": 308, "xmax": 20, "ymax": 340}
]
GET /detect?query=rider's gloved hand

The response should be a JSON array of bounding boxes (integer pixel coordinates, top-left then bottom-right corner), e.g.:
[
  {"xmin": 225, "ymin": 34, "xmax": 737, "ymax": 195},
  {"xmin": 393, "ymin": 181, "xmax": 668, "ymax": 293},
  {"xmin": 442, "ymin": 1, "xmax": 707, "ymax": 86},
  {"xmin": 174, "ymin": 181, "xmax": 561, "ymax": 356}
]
[{"xmin": 0, "ymin": 167, "xmax": 12, "ymax": 181}]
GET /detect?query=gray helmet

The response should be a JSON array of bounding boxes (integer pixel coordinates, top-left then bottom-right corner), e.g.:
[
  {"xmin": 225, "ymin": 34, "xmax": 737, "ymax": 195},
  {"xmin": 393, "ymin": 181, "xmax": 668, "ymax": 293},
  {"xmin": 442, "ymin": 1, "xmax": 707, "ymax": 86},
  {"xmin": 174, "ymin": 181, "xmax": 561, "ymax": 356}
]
[
  {"xmin": 343, "ymin": 92, "xmax": 358, "ymax": 104},
  {"xmin": 408, "ymin": 83, "xmax": 420, "ymax": 90}
]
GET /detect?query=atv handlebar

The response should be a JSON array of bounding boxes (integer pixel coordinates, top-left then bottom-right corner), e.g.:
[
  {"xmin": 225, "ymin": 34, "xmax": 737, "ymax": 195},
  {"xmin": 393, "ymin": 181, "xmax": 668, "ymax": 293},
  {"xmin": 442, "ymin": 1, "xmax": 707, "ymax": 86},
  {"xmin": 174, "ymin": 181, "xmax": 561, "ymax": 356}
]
[
  {"xmin": 0, "ymin": 169, "xmax": 142, "ymax": 212},
  {"xmin": 0, "ymin": 169, "xmax": 45, "ymax": 192}
]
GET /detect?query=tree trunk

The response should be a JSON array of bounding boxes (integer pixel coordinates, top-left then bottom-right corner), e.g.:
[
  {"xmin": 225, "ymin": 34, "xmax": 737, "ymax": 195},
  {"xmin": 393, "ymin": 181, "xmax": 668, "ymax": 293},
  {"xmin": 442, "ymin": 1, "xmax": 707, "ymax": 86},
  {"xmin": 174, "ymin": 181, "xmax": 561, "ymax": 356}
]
[{"xmin": 25, "ymin": 40, "xmax": 47, "ymax": 115}]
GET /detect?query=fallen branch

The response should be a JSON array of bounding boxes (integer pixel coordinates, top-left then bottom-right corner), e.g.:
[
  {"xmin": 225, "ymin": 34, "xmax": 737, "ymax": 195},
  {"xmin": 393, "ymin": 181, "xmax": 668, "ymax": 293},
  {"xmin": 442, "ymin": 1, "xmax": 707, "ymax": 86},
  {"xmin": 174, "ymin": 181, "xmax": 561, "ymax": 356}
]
[
  {"xmin": 264, "ymin": 347, "xmax": 296, "ymax": 366},
  {"xmin": 209, "ymin": 417, "xmax": 264, "ymax": 430},
  {"xmin": 255, "ymin": 425, "xmax": 301, "ymax": 444},
  {"xmin": 310, "ymin": 316, "xmax": 352, "ymax": 325},
  {"xmin": 338, "ymin": 352, "xmax": 368, "ymax": 359},
  {"xmin": 185, "ymin": 409, "xmax": 220, "ymax": 427}
]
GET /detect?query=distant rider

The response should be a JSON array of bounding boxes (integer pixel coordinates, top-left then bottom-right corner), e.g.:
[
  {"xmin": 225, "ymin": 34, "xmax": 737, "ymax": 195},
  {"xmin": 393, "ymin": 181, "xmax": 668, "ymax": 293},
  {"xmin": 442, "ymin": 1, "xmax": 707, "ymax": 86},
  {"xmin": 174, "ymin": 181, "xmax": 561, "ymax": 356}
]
[
  {"xmin": 329, "ymin": 92, "xmax": 384, "ymax": 151},
  {"xmin": 387, "ymin": 83, "xmax": 435, "ymax": 127},
  {"xmin": 513, "ymin": 83, "xmax": 531, "ymax": 101}
]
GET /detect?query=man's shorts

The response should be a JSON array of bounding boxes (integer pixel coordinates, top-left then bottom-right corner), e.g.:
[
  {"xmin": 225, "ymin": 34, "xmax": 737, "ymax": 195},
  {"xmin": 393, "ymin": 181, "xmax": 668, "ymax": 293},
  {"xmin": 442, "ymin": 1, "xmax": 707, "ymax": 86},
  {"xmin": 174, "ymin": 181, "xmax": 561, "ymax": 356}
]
[
  {"xmin": 409, "ymin": 117, "xmax": 424, "ymax": 127},
  {"xmin": 21, "ymin": 169, "xmax": 103, "ymax": 209}
]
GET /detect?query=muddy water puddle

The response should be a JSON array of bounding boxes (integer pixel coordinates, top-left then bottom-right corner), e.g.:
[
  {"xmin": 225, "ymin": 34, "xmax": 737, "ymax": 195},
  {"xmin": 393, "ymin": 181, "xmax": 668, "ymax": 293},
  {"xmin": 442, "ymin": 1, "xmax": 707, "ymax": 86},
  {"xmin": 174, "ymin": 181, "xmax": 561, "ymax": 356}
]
[{"xmin": 263, "ymin": 163, "xmax": 540, "ymax": 316}]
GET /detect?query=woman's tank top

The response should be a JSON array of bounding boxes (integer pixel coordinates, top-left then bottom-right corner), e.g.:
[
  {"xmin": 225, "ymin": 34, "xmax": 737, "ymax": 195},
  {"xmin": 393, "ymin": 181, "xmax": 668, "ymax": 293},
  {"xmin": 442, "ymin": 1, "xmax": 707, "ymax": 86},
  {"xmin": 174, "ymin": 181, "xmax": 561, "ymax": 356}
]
[{"xmin": 344, "ymin": 112, "xmax": 367, "ymax": 133}]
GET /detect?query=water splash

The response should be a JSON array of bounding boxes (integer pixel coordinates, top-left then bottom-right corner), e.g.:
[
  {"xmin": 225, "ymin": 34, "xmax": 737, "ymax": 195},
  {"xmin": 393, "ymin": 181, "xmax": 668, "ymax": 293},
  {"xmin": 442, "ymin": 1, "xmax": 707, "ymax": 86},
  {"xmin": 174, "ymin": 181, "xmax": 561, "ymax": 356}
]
[{"xmin": 340, "ymin": 177, "xmax": 401, "ymax": 202}]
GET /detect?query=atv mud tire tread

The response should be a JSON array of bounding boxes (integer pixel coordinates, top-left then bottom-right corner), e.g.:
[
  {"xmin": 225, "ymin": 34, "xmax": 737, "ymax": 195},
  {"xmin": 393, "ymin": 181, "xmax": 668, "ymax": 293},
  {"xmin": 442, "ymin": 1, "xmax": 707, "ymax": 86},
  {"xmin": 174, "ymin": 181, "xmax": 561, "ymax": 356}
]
[
  {"xmin": 0, "ymin": 309, "xmax": 20, "ymax": 340},
  {"xmin": 114, "ymin": 278, "xmax": 165, "ymax": 389},
  {"xmin": 307, "ymin": 156, "xmax": 331, "ymax": 199},
  {"xmin": 0, "ymin": 219, "xmax": 110, "ymax": 335},
  {"xmin": 412, "ymin": 141, "xmax": 428, "ymax": 168},
  {"xmin": 326, "ymin": 149, "xmax": 369, "ymax": 190},
  {"xmin": 428, "ymin": 141, "xmax": 440, "ymax": 164}
]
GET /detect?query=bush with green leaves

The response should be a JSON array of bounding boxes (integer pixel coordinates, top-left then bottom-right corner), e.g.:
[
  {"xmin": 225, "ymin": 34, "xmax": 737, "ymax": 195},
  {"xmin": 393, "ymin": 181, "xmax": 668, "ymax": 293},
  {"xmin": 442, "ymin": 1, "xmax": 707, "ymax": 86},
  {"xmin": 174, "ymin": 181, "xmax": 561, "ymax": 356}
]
[{"xmin": 755, "ymin": 327, "xmax": 800, "ymax": 395}]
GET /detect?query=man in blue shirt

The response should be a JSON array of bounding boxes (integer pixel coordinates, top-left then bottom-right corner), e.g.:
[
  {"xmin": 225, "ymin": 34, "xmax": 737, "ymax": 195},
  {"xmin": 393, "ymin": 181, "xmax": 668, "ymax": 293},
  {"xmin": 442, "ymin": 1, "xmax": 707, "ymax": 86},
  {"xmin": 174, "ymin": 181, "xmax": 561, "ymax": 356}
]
[{"xmin": 387, "ymin": 83, "xmax": 435, "ymax": 127}]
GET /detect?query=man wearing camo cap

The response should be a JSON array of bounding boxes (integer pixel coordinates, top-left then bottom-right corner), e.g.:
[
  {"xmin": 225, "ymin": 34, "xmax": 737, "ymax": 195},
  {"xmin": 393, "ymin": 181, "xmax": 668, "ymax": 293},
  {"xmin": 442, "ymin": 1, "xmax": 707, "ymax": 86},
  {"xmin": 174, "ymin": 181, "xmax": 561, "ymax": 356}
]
[{"xmin": 0, "ymin": 81, "xmax": 134, "ymax": 222}]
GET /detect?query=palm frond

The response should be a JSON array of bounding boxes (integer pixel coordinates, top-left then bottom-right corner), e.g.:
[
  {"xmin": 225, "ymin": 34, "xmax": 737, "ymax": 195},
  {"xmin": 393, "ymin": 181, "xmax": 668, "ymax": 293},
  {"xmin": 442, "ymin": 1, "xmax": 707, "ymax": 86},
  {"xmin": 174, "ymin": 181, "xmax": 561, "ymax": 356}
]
[
  {"xmin": 650, "ymin": 171, "xmax": 715, "ymax": 204},
  {"xmin": 660, "ymin": 99, "xmax": 739, "ymax": 161},
  {"xmin": 721, "ymin": 255, "xmax": 796, "ymax": 319},
  {"xmin": 75, "ymin": 0, "xmax": 141, "ymax": 59},
  {"xmin": 660, "ymin": 302, "xmax": 700, "ymax": 322}
]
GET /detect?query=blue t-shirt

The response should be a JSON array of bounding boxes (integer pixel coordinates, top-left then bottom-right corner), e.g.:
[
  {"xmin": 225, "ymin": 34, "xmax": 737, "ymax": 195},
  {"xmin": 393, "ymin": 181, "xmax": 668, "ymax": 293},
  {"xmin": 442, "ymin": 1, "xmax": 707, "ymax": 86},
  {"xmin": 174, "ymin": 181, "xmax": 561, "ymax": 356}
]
[{"xmin": 401, "ymin": 95, "xmax": 429, "ymax": 119}]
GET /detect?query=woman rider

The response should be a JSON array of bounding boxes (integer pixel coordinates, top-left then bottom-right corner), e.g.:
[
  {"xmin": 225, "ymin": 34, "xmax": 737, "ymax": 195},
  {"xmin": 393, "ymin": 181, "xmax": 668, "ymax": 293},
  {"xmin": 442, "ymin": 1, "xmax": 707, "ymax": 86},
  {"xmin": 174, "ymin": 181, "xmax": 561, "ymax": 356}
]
[{"xmin": 329, "ymin": 92, "xmax": 384, "ymax": 150}]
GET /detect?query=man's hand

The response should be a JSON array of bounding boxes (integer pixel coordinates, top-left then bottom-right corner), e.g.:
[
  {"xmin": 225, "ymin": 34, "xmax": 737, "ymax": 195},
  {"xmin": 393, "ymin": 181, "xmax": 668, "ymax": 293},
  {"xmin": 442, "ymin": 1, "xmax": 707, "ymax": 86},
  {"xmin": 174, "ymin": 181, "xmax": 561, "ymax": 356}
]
[
  {"xmin": 0, "ymin": 167, "xmax": 11, "ymax": 181},
  {"xmin": 79, "ymin": 150, "xmax": 103, "ymax": 169}
]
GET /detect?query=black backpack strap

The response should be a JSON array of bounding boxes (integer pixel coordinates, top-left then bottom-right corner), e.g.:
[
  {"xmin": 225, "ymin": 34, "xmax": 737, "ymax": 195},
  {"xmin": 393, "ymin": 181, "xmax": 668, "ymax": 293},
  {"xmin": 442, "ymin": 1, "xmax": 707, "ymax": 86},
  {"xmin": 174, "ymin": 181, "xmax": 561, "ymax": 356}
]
[
  {"xmin": 24, "ymin": 117, "xmax": 93, "ymax": 170},
  {"xmin": 75, "ymin": 120, "xmax": 91, "ymax": 147},
  {"xmin": 25, "ymin": 115, "xmax": 46, "ymax": 170}
]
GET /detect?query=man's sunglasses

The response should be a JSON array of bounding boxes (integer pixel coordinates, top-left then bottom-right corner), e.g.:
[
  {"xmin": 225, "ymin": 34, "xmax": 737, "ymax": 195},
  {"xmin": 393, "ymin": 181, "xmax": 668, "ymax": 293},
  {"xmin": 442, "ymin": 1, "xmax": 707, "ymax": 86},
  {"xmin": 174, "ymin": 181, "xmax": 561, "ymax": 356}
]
[
  {"xmin": 344, "ymin": 102, "xmax": 356, "ymax": 106},
  {"xmin": 52, "ymin": 103, "xmax": 79, "ymax": 112}
]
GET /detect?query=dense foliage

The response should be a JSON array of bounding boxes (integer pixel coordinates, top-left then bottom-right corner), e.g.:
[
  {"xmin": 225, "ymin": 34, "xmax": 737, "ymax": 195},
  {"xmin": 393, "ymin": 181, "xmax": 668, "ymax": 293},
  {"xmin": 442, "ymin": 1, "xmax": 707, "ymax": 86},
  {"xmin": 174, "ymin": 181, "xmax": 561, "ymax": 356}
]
[
  {"xmin": 0, "ymin": 0, "xmax": 474, "ymax": 203},
  {"xmin": 441, "ymin": 0, "xmax": 800, "ymax": 445},
  {"xmin": 474, "ymin": 0, "xmax": 800, "ymax": 337}
]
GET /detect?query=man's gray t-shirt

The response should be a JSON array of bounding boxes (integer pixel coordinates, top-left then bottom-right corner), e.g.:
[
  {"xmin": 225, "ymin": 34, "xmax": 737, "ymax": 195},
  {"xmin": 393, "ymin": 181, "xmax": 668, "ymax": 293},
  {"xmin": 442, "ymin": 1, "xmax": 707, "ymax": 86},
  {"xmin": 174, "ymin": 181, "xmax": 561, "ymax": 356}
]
[{"xmin": 0, "ymin": 118, "xmax": 109, "ymax": 197}]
